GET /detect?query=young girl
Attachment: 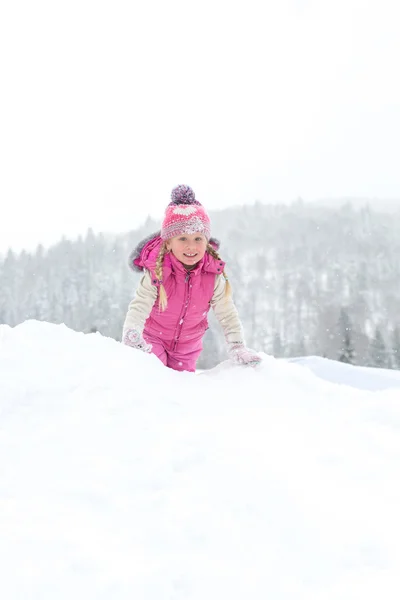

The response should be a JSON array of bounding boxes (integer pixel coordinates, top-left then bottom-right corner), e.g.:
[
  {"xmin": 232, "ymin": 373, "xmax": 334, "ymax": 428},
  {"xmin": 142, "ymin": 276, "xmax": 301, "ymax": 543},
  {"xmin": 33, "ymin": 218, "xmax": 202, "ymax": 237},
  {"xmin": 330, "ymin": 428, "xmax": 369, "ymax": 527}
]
[{"xmin": 122, "ymin": 185, "xmax": 261, "ymax": 372}]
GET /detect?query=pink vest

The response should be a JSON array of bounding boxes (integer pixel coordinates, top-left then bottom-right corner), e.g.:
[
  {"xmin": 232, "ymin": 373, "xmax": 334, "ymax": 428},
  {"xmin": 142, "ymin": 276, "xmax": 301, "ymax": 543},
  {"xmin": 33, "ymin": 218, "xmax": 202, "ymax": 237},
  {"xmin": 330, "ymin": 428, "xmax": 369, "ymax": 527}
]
[{"xmin": 133, "ymin": 236, "xmax": 225, "ymax": 351}]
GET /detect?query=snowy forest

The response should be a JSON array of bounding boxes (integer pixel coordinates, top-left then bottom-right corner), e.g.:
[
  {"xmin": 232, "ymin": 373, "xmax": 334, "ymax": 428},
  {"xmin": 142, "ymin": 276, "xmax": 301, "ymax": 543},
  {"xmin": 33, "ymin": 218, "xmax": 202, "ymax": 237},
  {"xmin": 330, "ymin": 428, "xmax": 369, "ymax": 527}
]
[{"xmin": 1, "ymin": 200, "xmax": 400, "ymax": 370}]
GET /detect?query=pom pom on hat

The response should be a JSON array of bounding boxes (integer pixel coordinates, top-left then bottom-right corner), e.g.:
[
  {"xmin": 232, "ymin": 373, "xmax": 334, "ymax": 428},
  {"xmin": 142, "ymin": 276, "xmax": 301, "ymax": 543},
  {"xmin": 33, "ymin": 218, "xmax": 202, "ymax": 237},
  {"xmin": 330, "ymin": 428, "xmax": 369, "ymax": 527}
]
[
  {"xmin": 170, "ymin": 185, "xmax": 199, "ymax": 205},
  {"xmin": 161, "ymin": 184, "xmax": 211, "ymax": 240}
]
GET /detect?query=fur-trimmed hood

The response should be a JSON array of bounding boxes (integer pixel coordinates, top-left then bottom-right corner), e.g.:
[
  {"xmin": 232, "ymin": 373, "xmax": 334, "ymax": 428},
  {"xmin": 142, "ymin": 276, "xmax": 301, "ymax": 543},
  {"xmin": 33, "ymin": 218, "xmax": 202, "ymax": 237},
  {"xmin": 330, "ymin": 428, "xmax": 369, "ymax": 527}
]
[{"xmin": 128, "ymin": 230, "xmax": 222, "ymax": 274}]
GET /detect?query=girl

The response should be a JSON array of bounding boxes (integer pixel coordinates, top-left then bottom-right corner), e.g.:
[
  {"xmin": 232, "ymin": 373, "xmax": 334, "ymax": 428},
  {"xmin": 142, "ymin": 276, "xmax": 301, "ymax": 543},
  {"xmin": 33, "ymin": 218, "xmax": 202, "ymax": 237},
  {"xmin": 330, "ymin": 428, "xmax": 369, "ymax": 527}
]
[{"xmin": 122, "ymin": 185, "xmax": 261, "ymax": 372}]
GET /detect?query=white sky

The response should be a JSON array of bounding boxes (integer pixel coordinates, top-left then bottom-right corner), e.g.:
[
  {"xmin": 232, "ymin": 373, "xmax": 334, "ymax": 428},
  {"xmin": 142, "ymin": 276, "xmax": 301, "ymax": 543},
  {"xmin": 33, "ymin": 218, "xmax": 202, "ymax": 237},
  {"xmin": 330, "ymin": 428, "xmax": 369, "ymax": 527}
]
[{"xmin": 1, "ymin": 0, "xmax": 400, "ymax": 252}]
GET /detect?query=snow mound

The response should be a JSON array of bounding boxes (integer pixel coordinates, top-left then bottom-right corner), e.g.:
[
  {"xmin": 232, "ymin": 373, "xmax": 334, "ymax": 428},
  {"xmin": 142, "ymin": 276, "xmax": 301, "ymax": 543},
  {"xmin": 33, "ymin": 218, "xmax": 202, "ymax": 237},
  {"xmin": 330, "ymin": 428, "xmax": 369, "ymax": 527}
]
[
  {"xmin": 288, "ymin": 355, "xmax": 400, "ymax": 391},
  {"xmin": 1, "ymin": 321, "xmax": 400, "ymax": 599}
]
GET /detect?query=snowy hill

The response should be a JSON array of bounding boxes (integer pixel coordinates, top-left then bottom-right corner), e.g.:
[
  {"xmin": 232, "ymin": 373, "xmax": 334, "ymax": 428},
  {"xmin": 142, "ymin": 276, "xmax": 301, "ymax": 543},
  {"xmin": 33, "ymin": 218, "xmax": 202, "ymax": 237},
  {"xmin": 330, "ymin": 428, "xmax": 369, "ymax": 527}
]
[
  {"xmin": 1, "ymin": 321, "xmax": 400, "ymax": 599},
  {"xmin": 3, "ymin": 202, "xmax": 400, "ymax": 370}
]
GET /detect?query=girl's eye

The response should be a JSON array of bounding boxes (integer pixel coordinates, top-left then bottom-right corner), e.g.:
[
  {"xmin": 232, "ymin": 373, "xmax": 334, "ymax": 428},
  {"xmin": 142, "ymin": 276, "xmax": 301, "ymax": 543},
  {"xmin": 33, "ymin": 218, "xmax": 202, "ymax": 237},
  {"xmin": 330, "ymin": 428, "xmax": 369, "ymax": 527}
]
[{"xmin": 195, "ymin": 237, "xmax": 203, "ymax": 242}]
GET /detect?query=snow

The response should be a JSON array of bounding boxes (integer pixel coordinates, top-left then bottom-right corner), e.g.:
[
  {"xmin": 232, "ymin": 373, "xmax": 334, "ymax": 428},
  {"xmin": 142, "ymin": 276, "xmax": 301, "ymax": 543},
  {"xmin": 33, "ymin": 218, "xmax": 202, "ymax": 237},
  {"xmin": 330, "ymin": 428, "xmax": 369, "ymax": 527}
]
[
  {"xmin": 289, "ymin": 355, "xmax": 400, "ymax": 391},
  {"xmin": 1, "ymin": 321, "xmax": 400, "ymax": 599}
]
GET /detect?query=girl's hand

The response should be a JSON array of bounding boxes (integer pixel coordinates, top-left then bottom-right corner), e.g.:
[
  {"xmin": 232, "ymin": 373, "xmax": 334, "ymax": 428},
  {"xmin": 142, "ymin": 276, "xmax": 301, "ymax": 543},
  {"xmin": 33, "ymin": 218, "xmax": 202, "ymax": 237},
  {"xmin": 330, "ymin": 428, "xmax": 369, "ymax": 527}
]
[
  {"xmin": 227, "ymin": 342, "xmax": 262, "ymax": 367},
  {"xmin": 123, "ymin": 328, "xmax": 153, "ymax": 353}
]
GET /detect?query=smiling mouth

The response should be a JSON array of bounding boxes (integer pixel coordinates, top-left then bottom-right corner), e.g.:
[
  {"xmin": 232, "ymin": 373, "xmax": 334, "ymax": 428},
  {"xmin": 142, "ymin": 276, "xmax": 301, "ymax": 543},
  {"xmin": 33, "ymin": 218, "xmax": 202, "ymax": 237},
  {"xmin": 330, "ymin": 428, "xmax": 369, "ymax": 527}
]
[{"xmin": 183, "ymin": 253, "xmax": 197, "ymax": 258}]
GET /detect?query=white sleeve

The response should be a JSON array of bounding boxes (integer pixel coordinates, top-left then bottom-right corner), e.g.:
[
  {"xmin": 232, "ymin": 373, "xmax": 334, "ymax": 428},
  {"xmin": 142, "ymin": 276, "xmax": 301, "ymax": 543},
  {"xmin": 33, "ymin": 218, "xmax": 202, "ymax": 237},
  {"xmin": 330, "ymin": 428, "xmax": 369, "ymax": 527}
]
[
  {"xmin": 211, "ymin": 275, "xmax": 245, "ymax": 344},
  {"xmin": 122, "ymin": 270, "xmax": 158, "ymax": 337}
]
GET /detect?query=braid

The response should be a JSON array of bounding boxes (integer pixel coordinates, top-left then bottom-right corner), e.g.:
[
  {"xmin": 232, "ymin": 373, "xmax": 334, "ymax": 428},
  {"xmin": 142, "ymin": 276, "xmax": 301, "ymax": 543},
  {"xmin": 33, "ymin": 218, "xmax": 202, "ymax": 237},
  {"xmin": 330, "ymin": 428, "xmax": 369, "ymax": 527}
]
[
  {"xmin": 155, "ymin": 242, "xmax": 168, "ymax": 311},
  {"xmin": 207, "ymin": 244, "xmax": 232, "ymax": 297}
]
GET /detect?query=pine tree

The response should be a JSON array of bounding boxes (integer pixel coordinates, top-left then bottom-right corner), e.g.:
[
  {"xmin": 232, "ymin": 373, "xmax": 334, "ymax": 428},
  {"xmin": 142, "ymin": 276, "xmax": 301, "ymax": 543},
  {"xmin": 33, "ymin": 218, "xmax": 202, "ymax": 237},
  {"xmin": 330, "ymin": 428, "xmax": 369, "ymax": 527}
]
[
  {"xmin": 290, "ymin": 336, "xmax": 306, "ymax": 358},
  {"xmin": 273, "ymin": 332, "xmax": 284, "ymax": 358},
  {"xmin": 368, "ymin": 327, "xmax": 388, "ymax": 368},
  {"xmin": 337, "ymin": 308, "xmax": 355, "ymax": 364},
  {"xmin": 391, "ymin": 326, "xmax": 400, "ymax": 370}
]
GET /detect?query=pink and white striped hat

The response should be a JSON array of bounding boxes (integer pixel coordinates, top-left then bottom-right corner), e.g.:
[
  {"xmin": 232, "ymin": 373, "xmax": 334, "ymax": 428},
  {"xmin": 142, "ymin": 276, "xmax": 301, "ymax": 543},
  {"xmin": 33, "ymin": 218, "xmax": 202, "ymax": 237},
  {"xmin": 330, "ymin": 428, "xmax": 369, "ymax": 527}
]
[{"xmin": 161, "ymin": 185, "xmax": 211, "ymax": 241}]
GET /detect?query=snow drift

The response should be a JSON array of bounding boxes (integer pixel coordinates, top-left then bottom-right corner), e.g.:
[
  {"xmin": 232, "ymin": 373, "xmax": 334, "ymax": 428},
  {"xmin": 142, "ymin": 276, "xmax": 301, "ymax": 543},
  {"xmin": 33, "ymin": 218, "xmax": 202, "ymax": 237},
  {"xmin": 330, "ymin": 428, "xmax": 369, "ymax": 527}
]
[{"xmin": 1, "ymin": 321, "xmax": 400, "ymax": 599}]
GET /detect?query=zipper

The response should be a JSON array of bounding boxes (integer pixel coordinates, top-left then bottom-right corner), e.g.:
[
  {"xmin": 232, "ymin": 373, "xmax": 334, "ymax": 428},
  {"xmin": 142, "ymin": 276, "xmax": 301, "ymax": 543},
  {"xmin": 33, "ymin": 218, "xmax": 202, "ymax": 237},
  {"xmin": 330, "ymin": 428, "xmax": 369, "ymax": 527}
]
[{"xmin": 173, "ymin": 271, "xmax": 192, "ymax": 350}]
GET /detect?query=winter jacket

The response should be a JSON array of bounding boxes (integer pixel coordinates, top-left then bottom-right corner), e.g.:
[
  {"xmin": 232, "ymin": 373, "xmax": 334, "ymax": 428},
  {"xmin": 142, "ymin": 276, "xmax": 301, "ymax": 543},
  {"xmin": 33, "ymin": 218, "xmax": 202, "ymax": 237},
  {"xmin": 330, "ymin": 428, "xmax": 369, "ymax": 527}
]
[{"xmin": 123, "ymin": 234, "xmax": 244, "ymax": 351}]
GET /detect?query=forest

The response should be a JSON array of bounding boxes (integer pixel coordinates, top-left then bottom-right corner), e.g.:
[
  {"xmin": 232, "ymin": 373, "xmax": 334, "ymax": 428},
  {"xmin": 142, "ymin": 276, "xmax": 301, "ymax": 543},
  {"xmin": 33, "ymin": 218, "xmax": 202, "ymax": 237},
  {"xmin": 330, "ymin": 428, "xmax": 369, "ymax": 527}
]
[{"xmin": 1, "ymin": 200, "xmax": 400, "ymax": 369}]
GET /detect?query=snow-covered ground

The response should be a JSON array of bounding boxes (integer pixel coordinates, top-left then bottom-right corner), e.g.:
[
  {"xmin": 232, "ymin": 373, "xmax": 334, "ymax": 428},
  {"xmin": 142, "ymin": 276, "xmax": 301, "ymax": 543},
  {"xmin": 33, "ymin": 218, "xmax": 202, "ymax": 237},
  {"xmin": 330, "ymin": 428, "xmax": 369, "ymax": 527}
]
[{"xmin": 1, "ymin": 321, "xmax": 400, "ymax": 599}]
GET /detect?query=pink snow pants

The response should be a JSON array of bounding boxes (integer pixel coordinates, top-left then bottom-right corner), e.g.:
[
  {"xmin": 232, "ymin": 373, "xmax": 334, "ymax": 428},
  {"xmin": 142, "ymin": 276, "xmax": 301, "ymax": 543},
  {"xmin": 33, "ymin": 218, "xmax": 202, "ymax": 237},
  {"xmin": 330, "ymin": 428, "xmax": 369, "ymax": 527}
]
[{"xmin": 143, "ymin": 331, "xmax": 202, "ymax": 373}]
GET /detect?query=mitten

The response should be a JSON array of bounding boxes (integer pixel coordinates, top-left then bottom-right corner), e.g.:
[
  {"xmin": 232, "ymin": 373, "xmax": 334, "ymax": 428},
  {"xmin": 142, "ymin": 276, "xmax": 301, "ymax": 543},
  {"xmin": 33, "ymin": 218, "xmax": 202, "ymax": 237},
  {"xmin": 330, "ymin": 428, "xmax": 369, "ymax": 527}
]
[
  {"xmin": 123, "ymin": 328, "xmax": 152, "ymax": 353},
  {"xmin": 227, "ymin": 342, "xmax": 262, "ymax": 367}
]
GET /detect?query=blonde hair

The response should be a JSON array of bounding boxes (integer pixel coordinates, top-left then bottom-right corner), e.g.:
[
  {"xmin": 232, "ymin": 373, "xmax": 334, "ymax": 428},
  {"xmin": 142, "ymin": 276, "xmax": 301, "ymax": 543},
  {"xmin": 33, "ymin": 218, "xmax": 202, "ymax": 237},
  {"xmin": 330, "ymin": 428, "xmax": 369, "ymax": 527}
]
[
  {"xmin": 155, "ymin": 241, "xmax": 231, "ymax": 312},
  {"xmin": 155, "ymin": 242, "xmax": 169, "ymax": 311},
  {"xmin": 206, "ymin": 243, "xmax": 232, "ymax": 298}
]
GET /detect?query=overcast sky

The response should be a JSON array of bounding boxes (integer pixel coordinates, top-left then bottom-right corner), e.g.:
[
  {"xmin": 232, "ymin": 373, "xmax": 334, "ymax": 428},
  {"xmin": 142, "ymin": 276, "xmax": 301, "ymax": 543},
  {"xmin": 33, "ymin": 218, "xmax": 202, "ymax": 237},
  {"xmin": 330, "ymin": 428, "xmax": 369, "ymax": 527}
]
[{"xmin": 1, "ymin": 0, "xmax": 399, "ymax": 252}]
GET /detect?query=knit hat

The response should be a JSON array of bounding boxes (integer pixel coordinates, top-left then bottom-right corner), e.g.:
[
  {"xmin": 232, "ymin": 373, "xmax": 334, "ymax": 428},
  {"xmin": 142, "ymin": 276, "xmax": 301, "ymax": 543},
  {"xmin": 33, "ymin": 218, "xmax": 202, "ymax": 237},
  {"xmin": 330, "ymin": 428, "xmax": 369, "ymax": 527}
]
[{"xmin": 161, "ymin": 185, "xmax": 211, "ymax": 241}]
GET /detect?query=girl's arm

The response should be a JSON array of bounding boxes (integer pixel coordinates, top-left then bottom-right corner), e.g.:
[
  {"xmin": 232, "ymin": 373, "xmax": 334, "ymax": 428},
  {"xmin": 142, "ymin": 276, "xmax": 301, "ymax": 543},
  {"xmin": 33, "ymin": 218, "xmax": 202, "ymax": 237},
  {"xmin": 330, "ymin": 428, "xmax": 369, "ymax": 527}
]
[
  {"xmin": 122, "ymin": 270, "xmax": 157, "ymax": 348},
  {"xmin": 210, "ymin": 275, "xmax": 244, "ymax": 343},
  {"xmin": 211, "ymin": 275, "xmax": 262, "ymax": 366}
]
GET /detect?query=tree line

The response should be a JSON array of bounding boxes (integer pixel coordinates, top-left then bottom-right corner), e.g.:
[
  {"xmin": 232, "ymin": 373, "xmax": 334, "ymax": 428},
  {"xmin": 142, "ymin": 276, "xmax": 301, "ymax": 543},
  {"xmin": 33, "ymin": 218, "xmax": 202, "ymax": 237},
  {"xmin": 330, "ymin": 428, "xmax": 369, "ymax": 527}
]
[{"xmin": 1, "ymin": 201, "xmax": 400, "ymax": 369}]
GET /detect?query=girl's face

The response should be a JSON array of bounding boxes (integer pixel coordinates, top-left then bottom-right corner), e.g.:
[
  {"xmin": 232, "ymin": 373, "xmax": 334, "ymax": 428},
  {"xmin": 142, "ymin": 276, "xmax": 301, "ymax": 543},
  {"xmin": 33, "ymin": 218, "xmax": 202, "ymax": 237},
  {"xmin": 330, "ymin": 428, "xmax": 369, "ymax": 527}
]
[{"xmin": 166, "ymin": 233, "xmax": 208, "ymax": 266}]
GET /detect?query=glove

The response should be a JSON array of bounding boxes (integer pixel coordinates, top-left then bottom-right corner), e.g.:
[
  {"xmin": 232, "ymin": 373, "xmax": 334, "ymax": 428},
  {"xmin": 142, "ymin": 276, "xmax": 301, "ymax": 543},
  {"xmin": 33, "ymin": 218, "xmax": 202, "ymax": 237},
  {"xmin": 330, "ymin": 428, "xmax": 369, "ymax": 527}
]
[
  {"xmin": 123, "ymin": 328, "xmax": 153, "ymax": 353},
  {"xmin": 227, "ymin": 342, "xmax": 262, "ymax": 367}
]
